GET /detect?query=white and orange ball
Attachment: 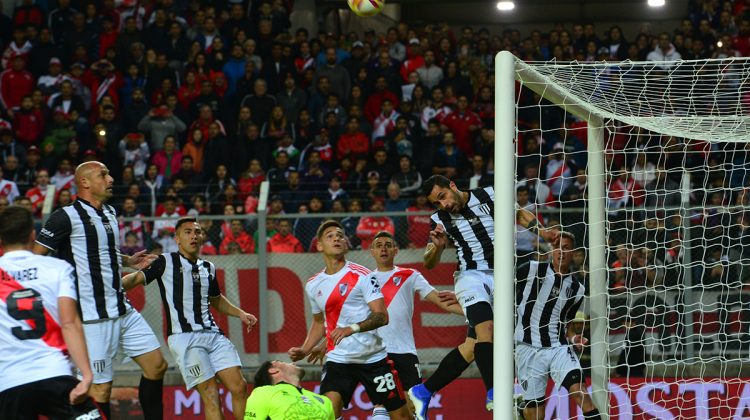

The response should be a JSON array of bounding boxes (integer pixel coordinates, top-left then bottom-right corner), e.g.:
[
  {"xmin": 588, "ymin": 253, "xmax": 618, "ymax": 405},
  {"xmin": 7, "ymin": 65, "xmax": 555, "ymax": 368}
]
[{"xmin": 347, "ymin": 0, "xmax": 385, "ymax": 17}]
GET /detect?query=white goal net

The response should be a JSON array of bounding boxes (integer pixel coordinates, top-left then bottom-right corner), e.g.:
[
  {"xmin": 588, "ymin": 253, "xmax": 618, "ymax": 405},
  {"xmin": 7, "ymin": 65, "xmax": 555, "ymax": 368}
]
[{"xmin": 497, "ymin": 53, "xmax": 750, "ymax": 419}]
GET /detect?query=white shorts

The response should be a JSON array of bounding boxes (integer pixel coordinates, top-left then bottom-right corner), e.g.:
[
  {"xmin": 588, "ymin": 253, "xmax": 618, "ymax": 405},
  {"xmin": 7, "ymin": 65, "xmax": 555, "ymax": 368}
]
[
  {"xmin": 83, "ymin": 309, "xmax": 162, "ymax": 384},
  {"xmin": 454, "ymin": 269, "xmax": 494, "ymax": 313},
  {"xmin": 515, "ymin": 342, "xmax": 582, "ymax": 401},
  {"xmin": 168, "ymin": 331, "xmax": 242, "ymax": 390}
]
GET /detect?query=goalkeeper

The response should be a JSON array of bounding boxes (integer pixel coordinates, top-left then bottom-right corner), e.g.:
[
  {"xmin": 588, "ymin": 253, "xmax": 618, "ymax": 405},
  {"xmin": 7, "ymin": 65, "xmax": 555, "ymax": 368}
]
[
  {"xmin": 245, "ymin": 360, "xmax": 334, "ymax": 420},
  {"xmin": 514, "ymin": 208, "xmax": 601, "ymax": 420}
]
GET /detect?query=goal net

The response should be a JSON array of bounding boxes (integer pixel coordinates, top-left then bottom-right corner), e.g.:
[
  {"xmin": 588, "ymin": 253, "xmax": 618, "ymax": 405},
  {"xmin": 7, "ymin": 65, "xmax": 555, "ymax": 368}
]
[{"xmin": 497, "ymin": 53, "xmax": 750, "ymax": 419}]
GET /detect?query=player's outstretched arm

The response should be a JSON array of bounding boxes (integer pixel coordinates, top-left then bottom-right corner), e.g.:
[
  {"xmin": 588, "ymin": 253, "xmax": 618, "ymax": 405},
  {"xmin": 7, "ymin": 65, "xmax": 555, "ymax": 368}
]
[
  {"xmin": 329, "ymin": 298, "xmax": 388, "ymax": 346},
  {"xmin": 517, "ymin": 207, "xmax": 559, "ymax": 244},
  {"xmin": 425, "ymin": 290, "xmax": 464, "ymax": 315},
  {"xmin": 122, "ymin": 250, "xmax": 159, "ymax": 270},
  {"xmin": 289, "ymin": 313, "xmax": 326, "ymax": 362},
  {"xmin": 209, "ymin": 295, "xmax": 258, "ymax": 332},
  {"xmin": 121, "ymin": 271, "xmax": 146, "ymax": 291},
  {"xmin": 424, "ymin": 224, "xmax": 448, "ymax": 269},
  {"xmin": 58, "ymin": 296, "xmax": 93, "ymax": 404}
]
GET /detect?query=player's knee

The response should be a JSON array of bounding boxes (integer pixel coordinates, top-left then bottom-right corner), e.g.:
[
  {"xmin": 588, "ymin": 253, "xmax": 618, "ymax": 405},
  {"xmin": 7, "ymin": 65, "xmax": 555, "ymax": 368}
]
[
  {"xmin": 89, "ymin": 382, "xmax": 112, "ymax": 402},
  {"xmin": 197, "ymin": 381, "xmax": 221, "ymax": 404},
  {"xmin": 227, "ymin": 375, "xmax": 248, "ymax": 397},
  {"xmin": 561, "ymin": 369, "xmax": 585, "ymax": 394},
  {"xmin": 474, "ymin": 320, "xmax": 493, "ymax": 341},
  {"xmin": 151, "ymin": 358, "xmax": 168, "ymax": 378}
]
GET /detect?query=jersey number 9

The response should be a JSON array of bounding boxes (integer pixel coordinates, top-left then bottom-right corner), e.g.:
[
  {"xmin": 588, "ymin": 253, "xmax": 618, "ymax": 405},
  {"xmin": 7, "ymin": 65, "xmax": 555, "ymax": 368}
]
[{"xmin": 7, "ymin": 288, "xmax": 47, "ymax": 340}]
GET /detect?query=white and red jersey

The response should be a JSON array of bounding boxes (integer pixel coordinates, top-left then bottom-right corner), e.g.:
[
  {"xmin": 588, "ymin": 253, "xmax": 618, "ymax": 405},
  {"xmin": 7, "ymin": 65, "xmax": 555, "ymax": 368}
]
[
  {"xmin": 305, "ymin": 261, "xmax": 387, "ymax": 364},
  {"xmin": 0, "ymin": 178, "xmax": 19, "ymax": 203},
  {"xmin": 51, "ymin": 171, "xmax": 75, "ymax": 194},
  {"xmin": 371, "ymin": 266, "xmax": 435, "ymax": 355},
  {"xmin": 0, "ymin": 250, "xmax": 77, "ymax": 391},
  {"xmin": 25, "ymin": 185, "xmax": 48, "ymax": 215}
]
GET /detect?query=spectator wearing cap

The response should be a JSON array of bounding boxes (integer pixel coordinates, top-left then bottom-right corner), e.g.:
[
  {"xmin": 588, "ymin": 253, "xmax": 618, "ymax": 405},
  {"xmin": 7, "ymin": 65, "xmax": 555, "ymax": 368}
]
[
  {"xmin": 13, "ymin": 95, "xmax": 44, "ymax": 146},
  {"xmin": 222, "ymin": 43, "xmax": 248, "ymax": 96},
  {"xmin": 0, "ymin": 54, "xmax": 34, "ymax": 113},
  {"xmin": 20, "ymin": 144, "xmax": 41, "ymax": 183},
  {"xmin": 314, "ymin": 47, "xmax": 351, "ymax": 104},
  {"xmin": 400, "ymin": 38, "xmax": 424, "ymax": 82},
  {"xmin": 276, "ymin": 72, "xmax": 306, "ymax": 123},
  {"xmin": 37, "ymin": 57, "xmax": 66, "ymax": 98},
  {"xmin": 344, "ymin": 41, "xmax": 369, "ymax": 80},
  {"xmin": 137, "ymin": 104, "xmax": 187, "ymax": 151}
]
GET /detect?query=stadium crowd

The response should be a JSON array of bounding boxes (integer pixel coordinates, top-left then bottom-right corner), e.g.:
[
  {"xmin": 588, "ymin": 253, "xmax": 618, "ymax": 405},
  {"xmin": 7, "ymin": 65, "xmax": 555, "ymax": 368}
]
[{"xmin": 0, "ymin": 0, "xmax": 746, "ymax": 277}]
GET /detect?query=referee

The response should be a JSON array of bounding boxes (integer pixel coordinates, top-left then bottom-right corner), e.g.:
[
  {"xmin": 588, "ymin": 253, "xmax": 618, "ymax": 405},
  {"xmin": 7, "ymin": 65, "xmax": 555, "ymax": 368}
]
[
  {"xmin": 122, "ymin": 217, "xmax": 257, "ymax": 420},
  {"xmin": 247, "ymin": 360, "xmax": 335, "ymax": 420},
  {"xmin": 33, "ymin": 161, "xmax": 167, "ymax": 419}
]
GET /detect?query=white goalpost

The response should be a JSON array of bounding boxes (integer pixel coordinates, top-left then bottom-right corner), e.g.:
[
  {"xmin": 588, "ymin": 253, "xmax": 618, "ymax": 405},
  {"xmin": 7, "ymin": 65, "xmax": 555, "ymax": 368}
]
[{"xmin": 495, "ymin": 50, "xmax": 750, "ymax": 419}]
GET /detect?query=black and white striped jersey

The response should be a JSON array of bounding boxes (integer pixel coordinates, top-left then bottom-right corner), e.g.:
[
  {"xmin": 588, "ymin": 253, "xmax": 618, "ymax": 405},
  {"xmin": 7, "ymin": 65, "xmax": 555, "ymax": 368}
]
[
  {"xmin": 431, "ymin": 186, "xmax": 495, "ymax": 271},
  {"xmin": 36, "ymin": 198, "xmax": 130, "ymax": 322},
  {"xmin": 514, "ymin": 260, "xmax": 585, "ymax": 348},
  {"xmin": 141, "ymin": 252, "xmax": 222, "ymax": 336}
]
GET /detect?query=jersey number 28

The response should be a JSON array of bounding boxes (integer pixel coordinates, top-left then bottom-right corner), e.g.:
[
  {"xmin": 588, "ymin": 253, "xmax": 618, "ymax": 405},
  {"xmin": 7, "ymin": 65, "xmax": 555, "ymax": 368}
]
[
  {"xmin": 374, "ymin": 373, "xmax": 397, "ymax": 393},
  {"xmin": 7, "ymin": 288, "xmax": 47, "ymax": 340}
]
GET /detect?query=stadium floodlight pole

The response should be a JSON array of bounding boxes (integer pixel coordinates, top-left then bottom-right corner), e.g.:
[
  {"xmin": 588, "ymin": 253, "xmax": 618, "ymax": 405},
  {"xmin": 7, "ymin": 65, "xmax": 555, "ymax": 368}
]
[
  {"xmin": 494, "ymin": 50, "xmax": 517, "ymax": 420},
  {"xmin": 587, "ymin": 117, "xmax": 610, "ymax": 419}
]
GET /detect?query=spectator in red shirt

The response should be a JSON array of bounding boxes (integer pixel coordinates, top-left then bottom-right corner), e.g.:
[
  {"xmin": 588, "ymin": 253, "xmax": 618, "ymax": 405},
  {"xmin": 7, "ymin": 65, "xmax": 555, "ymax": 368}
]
[
  {"xmin": 13, "ymin": 95, "xmax": 44, "ymax": 146},
  {"xmin": 220, "ymin": 219, "xmax": 256, "ymax": 255},
  {"xmin": 267, "ymin": 219, "xmax": 304, "ymax": 253},
  {"xmin": 356, "ymin": 199, "xmax": 396, "ymax": 249},
  {"xmin": 24, "ymin": 169, "xmax": 50, "ymax": 217},
  {"xmin": 441, "ymin": 95, "xmax": 482, "ymax": 157},
  {"xmin": 406, "ymin": 191, "xmax": 433, "ymax": 248},
  {"xmin": 0, "ymin": 55, "xmax": 34, "ymax": 112},
  {"xmin": 364, "ymin": 76, "xmax": 399, "ymax": 124}
]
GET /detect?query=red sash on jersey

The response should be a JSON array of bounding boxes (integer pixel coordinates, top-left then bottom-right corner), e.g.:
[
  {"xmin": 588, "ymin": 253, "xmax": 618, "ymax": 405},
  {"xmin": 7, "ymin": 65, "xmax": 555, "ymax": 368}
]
[
  {"xmin": 324, "ymin": 271, "xmax": 360, "ymax": 351},
  {"xmin": 0, "ymin": 269, "xmax": 66, "ymax": 352},
  {"xmin": 380, "ymin": 268, "xmax": 413, "ymax": 307}
]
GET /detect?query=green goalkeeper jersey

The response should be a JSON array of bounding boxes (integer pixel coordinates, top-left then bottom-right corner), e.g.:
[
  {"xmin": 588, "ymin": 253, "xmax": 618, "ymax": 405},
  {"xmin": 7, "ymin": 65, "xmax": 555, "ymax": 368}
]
[{"xmin": 244, "ymin": 382, "xmax": 335, "ymax": 420}]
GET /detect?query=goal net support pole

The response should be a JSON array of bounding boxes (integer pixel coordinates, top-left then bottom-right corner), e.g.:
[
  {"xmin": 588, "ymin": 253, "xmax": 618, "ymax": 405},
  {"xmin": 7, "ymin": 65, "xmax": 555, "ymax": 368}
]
[{"xmin": 494, "ymin": 50, "xmax": 519, "ymax": 420}]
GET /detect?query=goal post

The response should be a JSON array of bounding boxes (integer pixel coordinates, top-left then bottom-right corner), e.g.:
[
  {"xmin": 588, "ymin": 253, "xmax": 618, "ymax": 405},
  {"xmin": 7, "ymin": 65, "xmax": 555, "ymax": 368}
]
[{"xmin": 495, "ymin": 50, "xmax": 750, "ymax": 419}]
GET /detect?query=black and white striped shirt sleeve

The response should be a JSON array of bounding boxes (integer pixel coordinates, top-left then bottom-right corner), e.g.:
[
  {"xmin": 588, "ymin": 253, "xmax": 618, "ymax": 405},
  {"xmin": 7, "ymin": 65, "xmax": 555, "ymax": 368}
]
[
  {"xmin": 36, "ymin": 209, "xmax": 72, "ymax": 251},
  {"xmin": 142, "ymin": 255, "xmax": 166, "ymax": 284}
]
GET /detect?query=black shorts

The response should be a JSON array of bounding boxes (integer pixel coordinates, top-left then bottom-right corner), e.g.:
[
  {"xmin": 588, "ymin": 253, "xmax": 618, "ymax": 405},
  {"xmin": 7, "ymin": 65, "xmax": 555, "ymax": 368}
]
[
  {"xmin": 320, "ymin": 358, "xmax": 406, "ymax": 412},
  {"xmin": 0, "ymin": 375, "xmax": 102, "ymax": 420},
  {"xmin": 387, "ymin": 353, "xmax": 422, "ymax": 390}
]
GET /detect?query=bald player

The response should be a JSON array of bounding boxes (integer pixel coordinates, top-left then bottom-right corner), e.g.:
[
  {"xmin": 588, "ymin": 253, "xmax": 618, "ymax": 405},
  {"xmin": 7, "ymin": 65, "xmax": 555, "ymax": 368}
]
[{"xmin": 34, "ymin": 161, "xmax": 168, "ymax": 420}]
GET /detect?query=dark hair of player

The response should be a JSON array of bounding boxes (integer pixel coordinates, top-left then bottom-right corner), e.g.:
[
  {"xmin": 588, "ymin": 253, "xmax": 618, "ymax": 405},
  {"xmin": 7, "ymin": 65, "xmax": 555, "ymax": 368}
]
[
  {"xmin": 175, "ymin": 216, "xmax": 198, "ymax": 232},
  {"xmin": 316, "ymin": 219, "xmax": 344, "ymax": 240},
  {"xmin": 0, "ymin": 206, "xmax": 34, "ymax": 246},
  {"xmin": 253, "ymin": 360, "xmax": 274, "ymax": 387},
  {"xmin": 422, "ymin": 174, "xmax": 451, "ymax": 196}
]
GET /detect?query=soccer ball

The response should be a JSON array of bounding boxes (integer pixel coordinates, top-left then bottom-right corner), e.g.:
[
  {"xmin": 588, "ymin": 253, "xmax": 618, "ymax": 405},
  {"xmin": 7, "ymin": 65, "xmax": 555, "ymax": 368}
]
[{"xmin": 347, "ymin": 0, "xmax": 385, "ymax": 17}]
